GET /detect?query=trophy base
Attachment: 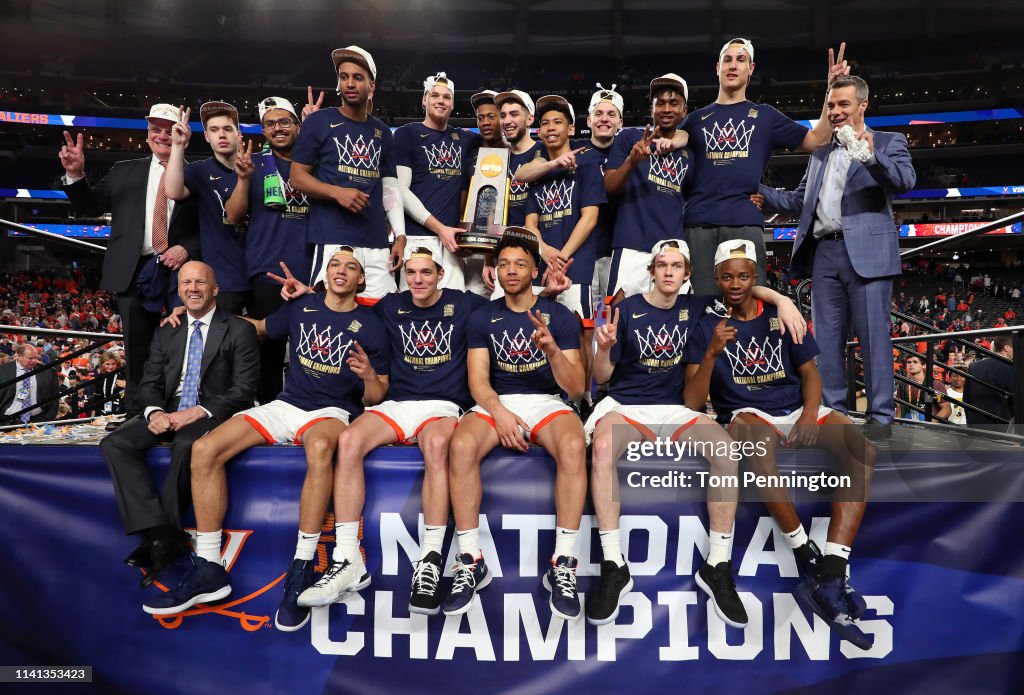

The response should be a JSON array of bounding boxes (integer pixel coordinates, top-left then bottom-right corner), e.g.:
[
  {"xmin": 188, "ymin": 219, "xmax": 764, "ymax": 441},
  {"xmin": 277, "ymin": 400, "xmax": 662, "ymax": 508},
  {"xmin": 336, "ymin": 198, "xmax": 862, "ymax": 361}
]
[{"xmin": 455, "ymin": 232, "xmax": 501, "ymax": 257}]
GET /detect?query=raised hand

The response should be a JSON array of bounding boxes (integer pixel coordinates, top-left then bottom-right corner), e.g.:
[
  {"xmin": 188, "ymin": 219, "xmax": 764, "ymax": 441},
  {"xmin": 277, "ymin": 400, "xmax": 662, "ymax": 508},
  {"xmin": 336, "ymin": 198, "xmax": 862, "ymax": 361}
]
[
  {"xmin": 827, "ymin": 42, "xmax": 849, "ymax": 87},
  {"xmin": 528, "ymin": 309, "xmax": 556, "ymax": 355},
  {"xmin": 345, "ymin": 341, "xmax": 376, "ymax": 380},
  {"xmin": 628, "ymin": 124, "xmax": 655, "ymax": 164},
  {"xmin": 553, "ymin": 146, "xmax": 586, "ymax": 172},
  {"xmin": 235, "ymin": 139, "xmax": 255, "ymax": 180},
  {"xmin": 334, "ymin": 186, "xmax": 370, "ymax": 213},
  {"xmin": 856, "ymin": 128, "xmax": 874, "ymax": 154},
  {"xmin": 59, "ymin": 131, "xmax": 86, "ymax": 179},
  {"xmin": 596, "ymin": 307, "xmax": 619, "ymax": 352},
  {"xmin": 302, "ymin": 86, "xmax": 325, "ymax": 121},
  {"xmin": 171, "ymin": 106, "xmax": 191, "ymax": 147},
  {"xmin": 266, "ymin": 261, "xmax": 310, "ymax": 300},
  {"xmin": 707, "ymin": 309, "xmax": 737, "ymax": 358}
]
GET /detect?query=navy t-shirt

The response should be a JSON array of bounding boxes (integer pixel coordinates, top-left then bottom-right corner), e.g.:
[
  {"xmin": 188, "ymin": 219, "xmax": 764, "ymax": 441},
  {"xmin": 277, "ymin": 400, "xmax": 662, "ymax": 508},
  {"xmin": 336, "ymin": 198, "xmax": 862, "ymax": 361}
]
[
  {"xmin": 467, "ymin": 296, "xmax": 580, "ymax": 396},
  {"xmin": 374, "ymin": 288, "xmax": 487, "ymax": 409},
  {"xmin": 525, "ymin": 158, "xmax": 606, "ymax": 283},
  {"xmin": 682, "ymin": 101, "xmax": 808, "ymax": 227},
  {"xmin": 264, "ymin": 293, "xmax": 388, "ymax": 415},
  {"xmin": 536, "ymin": 139, "xmax": 615, "ymax": 259},
  {"xmin": 507, "ymin": 141, "xmax": 546, "ymax": 227},
  {"xmin": 183, "ymin": 158, "xmax": 248, "ymax": 292},
  {"xmin": 609, "ymin": 293, "xmax": 715, "ymax": 405},
  {"xmin": 244, "ymin": 155, "xmax": 313, "ymax": 284},
  {"xmin": 291, "ymin": 108, "xmax": 396, "ymax": 248},
  {"xmin": 606, "ymin": 128, "xmax": 691, "ymax": 252},
  {"xmin": 686, "ymin": 303, "xmax": 820, "ymax": 424},
  {"xmin": 394, "ymin": 122, "xmax": 470, "ymax": 237}
]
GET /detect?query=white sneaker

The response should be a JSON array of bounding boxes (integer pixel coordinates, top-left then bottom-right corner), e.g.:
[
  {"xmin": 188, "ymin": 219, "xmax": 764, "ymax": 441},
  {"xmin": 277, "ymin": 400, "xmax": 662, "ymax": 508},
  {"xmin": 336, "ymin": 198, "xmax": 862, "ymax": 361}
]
[{"xmin": 296, "ymin": 558, "xmax": 370, "ymax": 607}]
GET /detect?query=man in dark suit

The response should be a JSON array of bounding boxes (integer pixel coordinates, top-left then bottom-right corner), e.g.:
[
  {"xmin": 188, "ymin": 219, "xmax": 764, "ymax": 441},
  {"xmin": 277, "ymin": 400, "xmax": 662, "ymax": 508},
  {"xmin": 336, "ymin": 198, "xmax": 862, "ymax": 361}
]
[
  {"xmin": 965, "ymin": 337, "xmax": 1015, "ymax": 430},
  {"xmin": 99, "ymin": 261, "xmax": 259, "ymax": 587},
  {"xmin": 0, "ymin": 343, "xmax": 59, "ymax": 425},
  {"xmin": 758, "ymin": 75, "xmax": 916, "ymax": 438},
  {"xmin": 60, "ymin": 104, "xmax": 200, "ymax": 419}
]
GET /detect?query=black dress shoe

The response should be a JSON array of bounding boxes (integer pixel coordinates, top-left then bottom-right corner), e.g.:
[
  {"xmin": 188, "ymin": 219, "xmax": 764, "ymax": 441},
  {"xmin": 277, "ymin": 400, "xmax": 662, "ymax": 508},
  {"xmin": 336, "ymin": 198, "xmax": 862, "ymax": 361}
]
[
  {"xmin": 125, "ymin": 541, "xmax": 154, "ymax": 568},
  {"xmin": 105, "ymin": 420, "xmax": 124, "ymax": 432},
  {"xmin": 864, "ymin": 418, "xmax": 893, "ymax": 440},
  {"xmin": 140, "ymin": 531, "xmax": 192, "ymax": 588}
]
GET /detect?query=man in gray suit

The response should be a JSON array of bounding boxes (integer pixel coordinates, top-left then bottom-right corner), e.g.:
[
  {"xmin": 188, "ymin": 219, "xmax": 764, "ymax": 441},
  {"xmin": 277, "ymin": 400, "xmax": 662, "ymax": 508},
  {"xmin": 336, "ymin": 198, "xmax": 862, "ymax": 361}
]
[
  {"xmin": 758, "ymin": 76, "xmax": 916, "ymax": 437},
  {"xmin": 100, "ymin": 261, "xmax": 259, "ymax": 587}
]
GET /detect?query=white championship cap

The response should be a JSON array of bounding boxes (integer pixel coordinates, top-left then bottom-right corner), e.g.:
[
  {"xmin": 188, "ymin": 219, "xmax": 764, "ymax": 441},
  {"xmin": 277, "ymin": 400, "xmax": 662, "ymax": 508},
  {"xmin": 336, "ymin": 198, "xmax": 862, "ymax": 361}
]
[
  {"xmin": 328, "ymin": 244, "xmax": 367, "ymax": 270},
  {"xmin": 470, "ymin": 90, "xmax": 498, "ymax": 110},
  {"xmin": 403, "ymin": 244, "xmax": 442, "ymax": 266},
  {"xmin": 331, "ymin": 45, "xmax": 377, "ymax": 80},
  {"xmin": 649, "ymin": 73, "xmax": 689, "ymax": 103},
  {"xmin": 199, "ymin": 101, "xmax": 238, "ymax": 126},
  {"xmin": 145, "ymin": 103, "xmax": 180, "ymax": 123},
  {"xmin": 535, "ymin": 94, "xmax": 575, "ymax": 124},
  {"xmin": 719, "ymin": 37, "xmax": 755, "ymax": 63},
  {"xmin": 494, "ymin": 90, "xmax": 536, "ymax": 117},
  {"xmin": 258, "ymin": 96, "xmax": 299, "ymax": 121},
  {"xmin": 714, "ymin": 239, "xmax": 758, "ymax": 267},
  {"xmin": 650, "ymin": 238, "xmax": 691, "ymax": 263},
  {"xmin": 423, "ymin": 71, "xmax": 455, "ymax": 95},
  {"xmin": 588, "ymin": 83, "xmax": 624, "ymax": 116}
]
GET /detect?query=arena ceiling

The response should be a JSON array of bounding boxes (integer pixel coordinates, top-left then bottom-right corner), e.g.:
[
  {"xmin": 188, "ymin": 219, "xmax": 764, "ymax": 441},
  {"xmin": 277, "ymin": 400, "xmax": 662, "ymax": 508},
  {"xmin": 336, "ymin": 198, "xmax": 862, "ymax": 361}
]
[{"xmin": 5, "ymin": 0, "xmax": 1024, "ymax": 56}]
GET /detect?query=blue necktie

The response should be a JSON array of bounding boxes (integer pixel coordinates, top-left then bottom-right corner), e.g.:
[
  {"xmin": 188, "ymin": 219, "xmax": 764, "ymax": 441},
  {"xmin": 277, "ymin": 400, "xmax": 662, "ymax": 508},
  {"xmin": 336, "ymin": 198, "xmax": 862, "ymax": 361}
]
[
  {"xmin": 178, "ymin": 320, "xmax": 204, "ymax": 410},
  {"xmin": 15, "ymin": 369, "xmax": 31, "ymax": 424}
]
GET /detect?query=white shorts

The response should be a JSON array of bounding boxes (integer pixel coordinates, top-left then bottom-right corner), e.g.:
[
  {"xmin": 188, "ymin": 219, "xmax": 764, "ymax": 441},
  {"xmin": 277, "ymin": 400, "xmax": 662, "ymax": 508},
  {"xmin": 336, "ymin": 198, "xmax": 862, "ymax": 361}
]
[
  {"xmin": 365, "ymin": 399, "xmax": 462, "ymax": 443},
  {"xmin": 584, "ymin": 396, "xmax": 704, "ymax": 443},
  {"xmin": 490, "ymin": 283, "xmax": 593, "ymax": 326},
  {"xmin": 592, "ymin": 255, "xmax": 611, "ymax": 319},
  {"xmin": 610, "ymin": 248, "xmax": 691, "ymax": 301},
  {"xmin": 469, "ymin": 393, "xmax": 574, "ymax": 444},
  {"xmin": 310, "ymin": 244, "xmax": 396, "ymax": 300},
  {"xmin": 236, "ymin": 399, "xmax": 351, "ymax": 445},
  {"xmin": 400, "ymin": 236, "xmax": 466, "ymax": 291},
  {"xmin": 730, "ymin": 406, "xmax": 833, "ymax": 438}
]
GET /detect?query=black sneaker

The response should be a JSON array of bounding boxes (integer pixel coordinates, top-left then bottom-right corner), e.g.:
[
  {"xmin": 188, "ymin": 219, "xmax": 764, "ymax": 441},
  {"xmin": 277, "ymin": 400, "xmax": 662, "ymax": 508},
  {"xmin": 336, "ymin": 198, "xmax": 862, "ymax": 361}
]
[
  {"xmin": 275, "ymin": 559, "xmax": 314, "ymax": 632},
  {"xmin": 409, "ymin": 551, "xmax": 443, "ymax": 616},
  {"xmin": 543, "ymin": 555, "xmax": 581, "ymax": 620},
  {"xmin": 793, "ymin": 540, "xmax": 822, "ymax": 582},
  {"xmin": 586, "ymin": 561, "xmax": 633, "ymax": 625},
  {"xmin": 695, "ymin": 561, "xmax": 748, "ymax": 628}
]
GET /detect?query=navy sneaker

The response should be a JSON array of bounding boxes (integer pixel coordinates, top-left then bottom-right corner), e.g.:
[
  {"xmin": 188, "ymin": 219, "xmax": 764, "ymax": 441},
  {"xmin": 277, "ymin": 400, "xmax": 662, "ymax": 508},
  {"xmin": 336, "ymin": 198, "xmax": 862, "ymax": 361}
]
[
  {"xmin": 409, "ymin": 551, "xmax": 444, "ymax": 616},
  {"xmin": 442, "ymin": 553, "xmax": 491, "ymax": 616},
  {"xmin": 587, "ymin": 560, "xmax": 633, "ymax": 625},
  {"xmin": 797, "ymin": 577, "xmax": 873, "ymax": 650},
  {"xmin": 844, "ymin": 580, "xmax": 868, "ymax": 620},
  {"xmin": 793, "ymin": 540, "xmax": 822, "ymax": 582},
  {"xmin": 143, "ymin": 554, "xmax": 231, "ymax": 615},
  {"xmin": 275, "ymin": 559, "xmax": 315, "ymax": 632},
  {"xmin": 695, "ymin": 561, "xmax": 748, "ymax": 628},
  {"xmin": 543, "ymin": 556, "xmax": 581, "ymax": 621}
]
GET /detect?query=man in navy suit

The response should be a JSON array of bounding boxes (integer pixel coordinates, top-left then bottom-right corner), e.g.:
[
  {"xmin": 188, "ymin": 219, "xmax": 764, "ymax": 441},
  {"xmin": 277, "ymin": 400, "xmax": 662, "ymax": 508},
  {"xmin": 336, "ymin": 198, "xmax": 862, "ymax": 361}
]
[{"xmin": 758, "ymin": 76, "xmax": 916, "ymax": 437}]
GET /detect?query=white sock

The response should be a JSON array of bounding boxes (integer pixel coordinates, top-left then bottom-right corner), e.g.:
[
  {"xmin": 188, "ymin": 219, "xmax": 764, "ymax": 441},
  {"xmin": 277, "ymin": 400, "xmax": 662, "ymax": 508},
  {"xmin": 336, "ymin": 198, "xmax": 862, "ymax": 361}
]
[
  {"xmin": 708, "ymin": 529, "xmax": 733, "ymax": 566},
  {"xmin": 333, "ymin": 521, "xmax": 360, "ymax": 564},
  {"xmin": 783, "ymin": 524, "xmax": 808, "ymax": 549},
  {"xmin": 456, "ymin": 527, "xmax": 480, "ymax": 557},
  {"xmin": 196, "ymin": 530, "xmax": 222, "ymax": 563},
  {"xmin": 421, "ymin": 525, "xmax": 445, "ymax": 560},
  {"xmin": 294, "ymin": 531, "xmax": 320, "ymax": 561},
  {"xmin": 824, "ymin": 541, "xmax": 852, "ymax": 560},
  {"xmin": 553, "ymin": 526, "xmax": 579, "ymax": 560},
  {"xmin": 599, "ymin": 529, "xmax": 625, "ymax": 567}
]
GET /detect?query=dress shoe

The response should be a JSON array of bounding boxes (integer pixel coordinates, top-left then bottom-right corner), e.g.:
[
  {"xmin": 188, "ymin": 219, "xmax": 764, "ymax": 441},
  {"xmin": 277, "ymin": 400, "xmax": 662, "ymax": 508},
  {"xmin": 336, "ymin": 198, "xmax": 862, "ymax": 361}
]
[
  {"xmin": 105, "ymin": 420, "xmax": 124, "ymax": 432},
  {"xmin": 864, "ymin": 417, "xmax": 892, "ymax": 441},
  {"xmin": 140, "ymin": 531, "xmax": 192, "ymax": 588},
  {"xmin": 124, "ymin": 541, "xmax": 154, "ymax": 568}
]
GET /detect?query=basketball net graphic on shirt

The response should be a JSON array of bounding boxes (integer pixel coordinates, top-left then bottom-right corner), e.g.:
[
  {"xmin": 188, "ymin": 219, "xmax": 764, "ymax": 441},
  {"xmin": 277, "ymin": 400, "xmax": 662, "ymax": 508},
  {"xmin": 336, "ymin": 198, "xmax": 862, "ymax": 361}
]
[
  {"xmin": 647, "ymin": 154, "xmax": 687, "ymax": 189},
  {"xmin": 703, "ymin": 119, "xmax": 756, "ymax": 152},
  {"xmin": 423, "ymin": 141, "xmax": 463, "ymax": 172},
  {"xmin": 297, "ymin": 322, "xmax": 353, "ymax": 374},
  {"xmin": 535, "ymin": 179, "xmax": 575, "ymax": 215},
  {"xmin": 634, "ymin": 324, "xmax": 688, "ymax": 361},
  {"xmin": 400, "ymin": 320, "xmax": 454, "ymax": 361},
  {"xmin": 723, "ymin": 336, "xmax": 784, "ymax": 378},
  {"xmin": 509, "ymin": 163, "xmax": 530, "ymax": 195},
  {"xmin": 334, "ymin": 134, "xmax": 381, "ymax": 171},
  {"xmin": 491, "ymin": 328, "xmax": 545, "ymax": 369}
]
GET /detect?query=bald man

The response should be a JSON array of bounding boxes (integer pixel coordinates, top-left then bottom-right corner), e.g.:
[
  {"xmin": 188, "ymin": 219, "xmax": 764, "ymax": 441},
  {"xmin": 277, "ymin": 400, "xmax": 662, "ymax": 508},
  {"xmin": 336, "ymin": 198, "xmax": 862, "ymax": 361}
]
[{"xmin": 100, "ymin": 261, "xmax": 260, "ymax": 589}]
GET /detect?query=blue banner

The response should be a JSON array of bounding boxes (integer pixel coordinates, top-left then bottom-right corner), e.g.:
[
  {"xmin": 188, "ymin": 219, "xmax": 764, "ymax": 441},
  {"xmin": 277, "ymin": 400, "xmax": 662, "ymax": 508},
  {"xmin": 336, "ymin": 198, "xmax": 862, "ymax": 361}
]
[{"xmin": 0, "ymin": 444, "xmax": 1022, "ymax": 693}]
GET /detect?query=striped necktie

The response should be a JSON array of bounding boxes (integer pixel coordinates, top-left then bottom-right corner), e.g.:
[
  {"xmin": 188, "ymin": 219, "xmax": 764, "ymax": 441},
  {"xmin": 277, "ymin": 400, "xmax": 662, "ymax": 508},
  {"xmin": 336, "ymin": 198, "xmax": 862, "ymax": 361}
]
[{"xmin": 152, "ymin": 161, "xmax": 169, "ymax": 254}]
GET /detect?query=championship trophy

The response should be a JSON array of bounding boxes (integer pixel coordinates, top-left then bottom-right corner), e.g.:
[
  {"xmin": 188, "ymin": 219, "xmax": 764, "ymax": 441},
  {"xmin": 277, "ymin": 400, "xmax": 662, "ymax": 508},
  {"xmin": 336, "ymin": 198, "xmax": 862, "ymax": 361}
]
[{"xmin": 457, "ymin": 147, "xmax": 510, "ymax": 256}]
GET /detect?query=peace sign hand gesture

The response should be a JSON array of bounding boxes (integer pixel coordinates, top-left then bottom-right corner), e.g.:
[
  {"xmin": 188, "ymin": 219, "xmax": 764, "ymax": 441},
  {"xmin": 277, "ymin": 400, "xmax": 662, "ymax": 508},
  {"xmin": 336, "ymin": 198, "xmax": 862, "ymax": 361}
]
[
  {"xmin": 235, "ymin": 139, "xmax": 255, "ymax": 180},
  {"xmin": 528, "ymin": 309, "xmax": 557, "ymax": 356},
  {"xmin": 827, "ymin": 42, "xmax": 849, "ymax": 87},
  {"xmin": 302, "ymin": 86, "xmax": 324, "ymax": 121},
  {"xmin": 346, "ymin": 341, "xmax": 376, "ymax": 380},
  {"xmin": 595, "ymin": 307, "xmax": 619, "ymax": 352},
  {"xmin": 59, "ymin": 131, "xmax": 86, "ymax": 179},
  {"xmin": 171, "ymin": 106, "xmax": 191, "ymax": 147},
  {"xmin": 627, "ymin": 125, "xmax": 656, "ymax": 165},
  {"xmin": 266, "ymin": 261, "xmax": 310, "ymax": 300}
]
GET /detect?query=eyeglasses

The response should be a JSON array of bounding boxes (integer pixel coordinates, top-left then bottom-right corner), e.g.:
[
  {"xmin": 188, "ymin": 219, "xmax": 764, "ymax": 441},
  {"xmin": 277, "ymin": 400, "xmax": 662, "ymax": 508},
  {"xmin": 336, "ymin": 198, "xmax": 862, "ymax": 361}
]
[{"xmin": 262, "ymin": 118, "xmax": 297, "ymax": 129}]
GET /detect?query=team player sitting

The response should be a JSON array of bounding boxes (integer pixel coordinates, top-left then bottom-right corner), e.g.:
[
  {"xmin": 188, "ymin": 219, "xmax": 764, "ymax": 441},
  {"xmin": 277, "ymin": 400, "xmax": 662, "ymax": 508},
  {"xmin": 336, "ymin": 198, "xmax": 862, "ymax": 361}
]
[
  {"xmin": 444, "ymin": 231, "xmax": 588, "ymax": 620},
  {"xmin": 684, "ymin": 240, "xmax": 876, "ymax": 649},
  {"xmin": 294, "ymin": 246, "xmax": 486, "ymax": 615},
  {"xmin": 587, "ymin": 239, "xmax": 806, "ymax": 627},
  {"xmin": 142, "ymin": 247, "xmax": 389, "ymax": 635}
]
